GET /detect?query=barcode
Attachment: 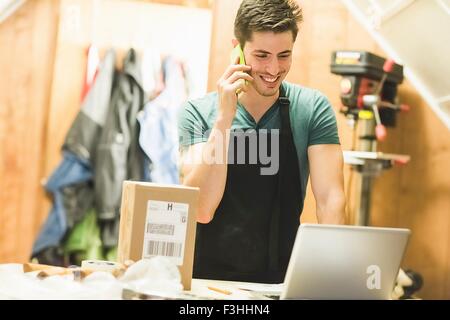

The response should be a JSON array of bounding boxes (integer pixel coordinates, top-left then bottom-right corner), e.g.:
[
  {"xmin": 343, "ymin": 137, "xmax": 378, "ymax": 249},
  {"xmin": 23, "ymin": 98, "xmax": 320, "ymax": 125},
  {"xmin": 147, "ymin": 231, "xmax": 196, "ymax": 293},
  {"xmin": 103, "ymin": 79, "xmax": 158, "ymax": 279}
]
[
  {"xmin": 146, "ymin": 241, "xmax": 182, "ymax": 258},
  {"xmin": 146, "ymin": 223, "xmax": 175, "ymax": 236}
]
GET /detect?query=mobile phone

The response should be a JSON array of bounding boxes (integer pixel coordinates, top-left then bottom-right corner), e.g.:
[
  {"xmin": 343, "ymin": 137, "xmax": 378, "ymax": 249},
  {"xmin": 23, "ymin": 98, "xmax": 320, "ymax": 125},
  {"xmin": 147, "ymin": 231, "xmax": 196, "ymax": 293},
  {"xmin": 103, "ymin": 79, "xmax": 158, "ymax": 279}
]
[
  {"xmin": 230, "ymin": 44, "xmax": 246, "ymax": 65},
  {"xmin": 230, "ymin": 44, "xmax": 248, "ymax": 93}
]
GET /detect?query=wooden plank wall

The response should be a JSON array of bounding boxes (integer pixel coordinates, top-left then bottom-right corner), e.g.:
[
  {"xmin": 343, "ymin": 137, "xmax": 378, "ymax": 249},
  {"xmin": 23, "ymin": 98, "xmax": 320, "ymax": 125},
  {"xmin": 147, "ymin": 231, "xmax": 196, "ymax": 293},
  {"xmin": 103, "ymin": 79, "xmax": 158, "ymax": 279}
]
[
  {"xmin": 208, "ymin": 0, "xmax": 450, "ymax": 299},
  {"xmin": 0, "ymin": 0, "xmax": 60, "ymax": 263}
]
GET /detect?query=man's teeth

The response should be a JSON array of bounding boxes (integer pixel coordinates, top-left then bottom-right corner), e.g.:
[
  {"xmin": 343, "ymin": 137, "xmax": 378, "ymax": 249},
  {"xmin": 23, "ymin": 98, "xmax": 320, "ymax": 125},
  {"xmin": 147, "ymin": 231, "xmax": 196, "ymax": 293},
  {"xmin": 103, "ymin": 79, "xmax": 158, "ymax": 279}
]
[{"xmin": 261, "ymin": 76, "xmax": 278, "ymax": 83}]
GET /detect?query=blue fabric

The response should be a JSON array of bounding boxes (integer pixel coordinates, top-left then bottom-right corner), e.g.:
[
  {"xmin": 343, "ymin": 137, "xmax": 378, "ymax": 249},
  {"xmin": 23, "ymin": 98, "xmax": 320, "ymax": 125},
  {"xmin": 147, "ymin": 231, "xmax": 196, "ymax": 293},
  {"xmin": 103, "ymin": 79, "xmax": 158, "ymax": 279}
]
[
  {"xmin": 138, "ymin": 57, "xmax": 187, "ymax": 184},
  {"xmin": 142, "ymin": 156, "xmax": 153, "ymax": 182},
  {"xmin": 32, "ymin": 152, "xmax": 92, "ymax": 255}
]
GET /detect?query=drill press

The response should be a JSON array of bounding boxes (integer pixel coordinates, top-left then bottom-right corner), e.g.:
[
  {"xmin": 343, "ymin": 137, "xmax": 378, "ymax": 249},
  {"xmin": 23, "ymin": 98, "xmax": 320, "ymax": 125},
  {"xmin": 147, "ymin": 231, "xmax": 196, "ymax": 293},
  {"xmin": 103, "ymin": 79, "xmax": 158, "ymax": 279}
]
[{"xmin": 331, "ymin": 51, "xmax": 410, "ymax": 226}]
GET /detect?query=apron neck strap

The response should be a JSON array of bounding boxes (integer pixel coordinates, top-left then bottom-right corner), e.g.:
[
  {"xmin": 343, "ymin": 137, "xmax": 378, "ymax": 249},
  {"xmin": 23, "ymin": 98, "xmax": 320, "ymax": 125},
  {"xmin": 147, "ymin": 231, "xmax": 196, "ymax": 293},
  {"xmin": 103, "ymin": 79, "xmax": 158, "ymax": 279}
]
[{"xmin": 278, "ymin": 83, "xmax": 290, "ymax": 106}]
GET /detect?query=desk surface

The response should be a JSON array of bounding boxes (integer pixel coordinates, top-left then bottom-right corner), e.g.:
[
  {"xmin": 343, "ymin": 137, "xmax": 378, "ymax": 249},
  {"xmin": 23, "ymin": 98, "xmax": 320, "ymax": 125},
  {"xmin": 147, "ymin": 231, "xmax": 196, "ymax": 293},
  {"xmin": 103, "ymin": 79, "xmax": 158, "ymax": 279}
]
[
  {"xmin": 187, "ymin": 279, "xmax": 283, "ymax": 300},
  {"xmin": 0, "ymin": 263, "xmax": 281, "ymax": 300}
]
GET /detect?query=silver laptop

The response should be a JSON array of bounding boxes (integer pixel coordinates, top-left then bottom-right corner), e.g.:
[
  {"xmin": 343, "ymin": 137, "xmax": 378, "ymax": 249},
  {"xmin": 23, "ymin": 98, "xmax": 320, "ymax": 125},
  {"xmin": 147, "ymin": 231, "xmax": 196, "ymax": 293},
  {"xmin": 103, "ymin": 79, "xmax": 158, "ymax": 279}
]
[{"xmin": 279, "ymin": 223, "xmax": 410, "ymax": 300}]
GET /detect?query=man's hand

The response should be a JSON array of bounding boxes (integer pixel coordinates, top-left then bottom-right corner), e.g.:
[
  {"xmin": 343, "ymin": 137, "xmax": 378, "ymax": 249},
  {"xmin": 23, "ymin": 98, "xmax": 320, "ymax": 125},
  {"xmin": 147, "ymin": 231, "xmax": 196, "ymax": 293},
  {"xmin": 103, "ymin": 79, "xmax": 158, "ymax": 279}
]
[{"xmin": 216, "ymin": 56, "xmax": 253, "ymax": 120}]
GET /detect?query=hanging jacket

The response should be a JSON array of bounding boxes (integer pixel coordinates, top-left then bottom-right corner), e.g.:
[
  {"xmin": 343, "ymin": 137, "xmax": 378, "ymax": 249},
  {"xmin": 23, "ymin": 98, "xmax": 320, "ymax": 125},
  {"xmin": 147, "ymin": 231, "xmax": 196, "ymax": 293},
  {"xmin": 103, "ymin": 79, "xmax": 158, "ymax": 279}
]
[
  {"xmin": 32, "ymin": 152, "xmax": 93, "ymax": 255},
  {"xmin": 34, "ymin": 48, "xmax": 146, "ymax": 258},
  {"xmin": 94, "ymin": 48, "xmax": 146, "ymax": 247},
  {"xmin": 32, "ymin": 50, "xmax": 116, "ymax": 257},
  {"xmin": 64, "ymin": 49, "xmax": 116, "ymax": 162},
  {"xmin": 138, "ymin": 57, "xmax": 187, "ymax": 184},
  {"xmin": 63, "ymin": 208, "xmax": 104, "ymax": 265},
  {"xmin": 80, "ymin": 45, "xmax": 100, "ymax": 102}
]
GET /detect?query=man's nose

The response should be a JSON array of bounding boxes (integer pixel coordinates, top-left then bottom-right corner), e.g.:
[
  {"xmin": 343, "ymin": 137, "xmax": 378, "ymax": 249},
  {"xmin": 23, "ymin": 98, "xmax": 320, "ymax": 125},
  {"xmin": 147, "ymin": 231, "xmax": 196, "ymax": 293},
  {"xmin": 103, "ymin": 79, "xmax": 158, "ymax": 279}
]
[{"xmin": 265, "ymin": 57, "xmax": 280, "ymax": 76}]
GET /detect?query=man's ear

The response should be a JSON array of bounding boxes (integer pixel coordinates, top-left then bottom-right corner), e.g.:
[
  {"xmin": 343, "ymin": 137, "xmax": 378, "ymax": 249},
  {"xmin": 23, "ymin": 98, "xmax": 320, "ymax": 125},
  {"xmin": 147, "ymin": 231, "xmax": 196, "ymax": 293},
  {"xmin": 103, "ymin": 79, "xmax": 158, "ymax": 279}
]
[{"xmin": 231, "ymin": 38, "xmax": 239, "ymax": 48}]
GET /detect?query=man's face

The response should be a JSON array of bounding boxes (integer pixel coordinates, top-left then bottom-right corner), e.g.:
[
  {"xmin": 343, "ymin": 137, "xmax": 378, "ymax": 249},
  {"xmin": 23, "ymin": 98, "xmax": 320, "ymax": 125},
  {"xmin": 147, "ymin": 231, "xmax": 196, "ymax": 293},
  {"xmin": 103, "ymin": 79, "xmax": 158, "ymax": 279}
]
[{"xmin": 243, "ymin": 31, "xmax": 294, "ymax": 97}]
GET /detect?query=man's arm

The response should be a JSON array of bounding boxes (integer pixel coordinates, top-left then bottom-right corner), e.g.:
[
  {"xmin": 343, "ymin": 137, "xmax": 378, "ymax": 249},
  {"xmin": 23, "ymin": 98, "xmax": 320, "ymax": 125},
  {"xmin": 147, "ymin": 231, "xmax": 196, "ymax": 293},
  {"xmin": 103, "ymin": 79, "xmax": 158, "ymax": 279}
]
[
  {"xmin": 180, "ymin": 116, "xmax": 232, "ymax": 224},
  {"xmin": 180, "ymin": 60, "xmax": 253, "ymax": 224},
  {"xmin": 308, "ymin": 144, "xmax": 346, "ymax": 224}
]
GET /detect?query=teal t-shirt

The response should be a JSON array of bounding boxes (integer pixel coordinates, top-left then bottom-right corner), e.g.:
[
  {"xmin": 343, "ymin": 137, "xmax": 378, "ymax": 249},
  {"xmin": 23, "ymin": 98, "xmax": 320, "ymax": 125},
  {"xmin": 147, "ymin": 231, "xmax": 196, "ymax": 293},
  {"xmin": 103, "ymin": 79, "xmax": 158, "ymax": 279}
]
[{"xmin": 178, "ymin": 81, "xmax": 340, "ymax": 201}]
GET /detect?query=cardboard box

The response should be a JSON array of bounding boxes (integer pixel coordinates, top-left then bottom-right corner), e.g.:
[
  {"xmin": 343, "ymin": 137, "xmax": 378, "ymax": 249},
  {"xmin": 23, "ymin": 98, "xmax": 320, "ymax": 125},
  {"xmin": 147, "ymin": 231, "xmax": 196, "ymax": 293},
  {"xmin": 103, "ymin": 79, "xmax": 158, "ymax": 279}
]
[{"xmin": 117, "ymin": 181, "xmax": 199, "ymax": 290}]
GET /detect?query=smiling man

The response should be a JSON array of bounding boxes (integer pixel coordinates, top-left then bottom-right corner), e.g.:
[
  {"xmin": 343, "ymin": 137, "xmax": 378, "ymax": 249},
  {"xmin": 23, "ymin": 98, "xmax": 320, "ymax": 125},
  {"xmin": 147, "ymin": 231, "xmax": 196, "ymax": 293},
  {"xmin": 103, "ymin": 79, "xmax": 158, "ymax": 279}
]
[{"xmin": 178, "ymin": 0, "xmax": 345, "ymax": 283}]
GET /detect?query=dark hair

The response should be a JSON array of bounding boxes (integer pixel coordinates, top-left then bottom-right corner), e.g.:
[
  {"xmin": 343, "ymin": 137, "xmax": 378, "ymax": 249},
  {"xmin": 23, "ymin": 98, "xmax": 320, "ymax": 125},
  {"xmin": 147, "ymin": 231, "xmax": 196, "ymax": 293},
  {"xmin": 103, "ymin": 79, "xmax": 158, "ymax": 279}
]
[{"xmin": 234, "ymin": 0, "xmax": 303, "ymax": 48}]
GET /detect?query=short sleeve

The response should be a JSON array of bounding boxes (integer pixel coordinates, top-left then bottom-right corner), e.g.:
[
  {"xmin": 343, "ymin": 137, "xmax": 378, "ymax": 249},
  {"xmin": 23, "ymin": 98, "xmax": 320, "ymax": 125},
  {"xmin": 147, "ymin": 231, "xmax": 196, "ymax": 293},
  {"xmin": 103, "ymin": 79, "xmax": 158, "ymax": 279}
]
[
  {"xmin": 308, "ymin": 92, "xmax": 340, "ymax": 146},
  {"xmin": 177, "ymin": 101, "xmax": 209, "ymax": 149}
]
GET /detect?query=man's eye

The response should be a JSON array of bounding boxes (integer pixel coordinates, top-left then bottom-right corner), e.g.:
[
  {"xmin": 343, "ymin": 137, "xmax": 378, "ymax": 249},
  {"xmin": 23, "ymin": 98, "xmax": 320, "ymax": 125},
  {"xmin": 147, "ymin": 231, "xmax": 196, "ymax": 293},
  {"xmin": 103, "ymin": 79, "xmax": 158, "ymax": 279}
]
[
  {"xmin": 279, "ymin": 55, "xmax": 290, "ymax": 59},
  {"xmin": 256, "ymin": 55, "xmax": 268, "ymax": 58}
]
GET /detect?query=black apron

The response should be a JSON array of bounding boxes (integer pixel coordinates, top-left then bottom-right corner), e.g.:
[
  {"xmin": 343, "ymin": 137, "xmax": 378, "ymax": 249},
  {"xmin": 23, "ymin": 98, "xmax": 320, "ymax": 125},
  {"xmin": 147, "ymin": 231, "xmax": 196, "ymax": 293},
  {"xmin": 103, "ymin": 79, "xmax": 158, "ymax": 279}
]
[{"xmin": 193, "ymin": 85, "xmax": 303, "ymax": 283}]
